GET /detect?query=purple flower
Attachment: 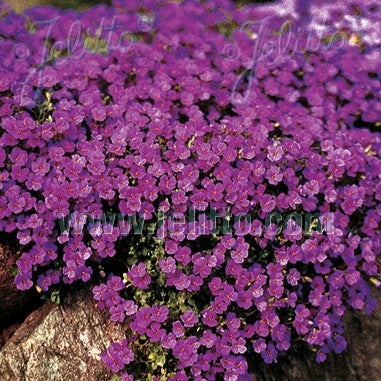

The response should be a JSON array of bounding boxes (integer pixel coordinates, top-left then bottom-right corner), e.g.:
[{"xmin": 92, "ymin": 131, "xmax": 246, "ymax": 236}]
[
  {"xmin": 180, "ymin": 310, "xmax": 199, "ymax": 328},
  {"xmin": 128, "ymin": 262, "xmax": 151, "ymax": 290},
  {"xmin": 172, "ymin": 321, "xmax": 185, "ymax": 338},
  {"xmin": 110, "ymin": 304, "xmax": 125, "ymax": 323},
  {"xmin": 261, "ymin": 343, "xmax": 278, "ymax": 364},
  {"xmin": 287, "ymin": 268, "xmax": 301, "ymax": 286},
  {"xmin": 37, "ymin": 274, "xmax": 52, "ymax": 292},
  {"xmin": 147, "ymin": 322, "xmax": 166, "ymax": 342},
  {"xmin": 260, "ymin": 194, "xmax": 276, "ymax": 215},
  {"xmin": 15, "ymin": 273, "xmax": 33, "ymax": 291},
  {"xmin": 151, "ymin": 305, "xmax": 169, "ymax": 323},
  {"xmin": 201, "ymin": 310, "xmax": 218, "ymax": 327},
  {"xmin": 161, "ymin": 332, "xmax": 177, "ymax": 349},
  {"xmin": 267, "ymin": 142, "xmax": 284, "ymax": 162}
]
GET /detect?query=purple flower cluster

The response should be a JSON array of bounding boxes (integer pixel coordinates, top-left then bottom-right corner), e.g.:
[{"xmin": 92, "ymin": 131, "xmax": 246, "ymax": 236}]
[
  {"xmin": 0, "ymin": 0, "xmax": 380, "ymax": 379},
  {"xmin": 101, "ymin": 338, "xmax": 134, "ymax": 373}
]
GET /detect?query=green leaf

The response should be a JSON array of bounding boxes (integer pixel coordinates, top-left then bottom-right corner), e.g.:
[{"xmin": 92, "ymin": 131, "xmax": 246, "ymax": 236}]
[
  {"xmin": 9, "ymin": 266, "xmax": 19, "ymax": 276},
  {"xmin": 50, "ymin": 290, "xmax": 61, "ymax": 305},
  {"xmin": 156, "ymin": 354, "xmax": 166, "ymax": 367}
]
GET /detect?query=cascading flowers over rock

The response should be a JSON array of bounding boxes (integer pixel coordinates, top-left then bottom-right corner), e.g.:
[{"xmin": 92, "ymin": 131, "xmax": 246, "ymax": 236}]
[{"xmin": 0, "ymin": 0, "xmax": 380, "ymax": 380}]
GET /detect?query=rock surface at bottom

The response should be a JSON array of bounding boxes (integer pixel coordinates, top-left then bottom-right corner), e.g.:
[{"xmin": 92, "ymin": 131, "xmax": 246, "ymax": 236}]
[
  {"xmin": 0, "ymin": 288, "xmax": 125, "ymax": 381},
  {"xmin": 1, "ymin": 285, "xmax": 381, "ymax": 381}
]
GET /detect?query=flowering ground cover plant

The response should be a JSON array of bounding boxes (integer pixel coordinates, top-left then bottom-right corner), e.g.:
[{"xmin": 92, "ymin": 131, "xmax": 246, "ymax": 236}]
[{"xmin": 0, "ymin": 0, "xmax": 380, "ymax": 379}]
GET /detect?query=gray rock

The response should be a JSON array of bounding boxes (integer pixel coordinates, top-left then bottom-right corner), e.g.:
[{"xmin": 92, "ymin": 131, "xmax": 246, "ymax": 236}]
[{"xmin": 0, "ymin": 288, "xmax": 125, "ymax": 381}]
